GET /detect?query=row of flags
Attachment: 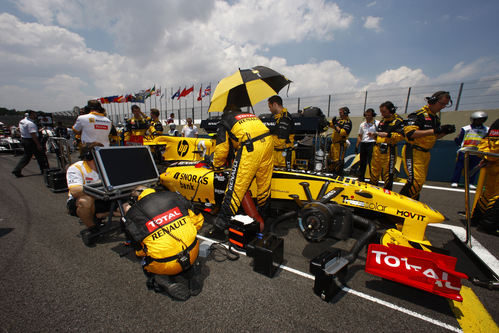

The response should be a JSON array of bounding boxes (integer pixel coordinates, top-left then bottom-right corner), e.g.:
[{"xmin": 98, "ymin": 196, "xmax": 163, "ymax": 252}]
[
  {"xmin": 171, "ymin": 84, "xmax": 211, "ymax": 101},
  {"xmin": 98, "ymin": 84, "xmax": 211, "ymax": 105}
]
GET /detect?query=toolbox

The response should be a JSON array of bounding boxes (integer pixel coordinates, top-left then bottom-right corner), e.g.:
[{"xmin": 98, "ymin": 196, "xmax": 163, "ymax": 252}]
[
  {"xmin": 45, "ymin": 168, "xmax": 68, "ymax": 192},
  {"xmin": 228, "ymin": 215, "xmax": 260, "ymax": 249},
  {"xmin": 247, "ymin": 233, "xmax": 284, "ymax": 278}
]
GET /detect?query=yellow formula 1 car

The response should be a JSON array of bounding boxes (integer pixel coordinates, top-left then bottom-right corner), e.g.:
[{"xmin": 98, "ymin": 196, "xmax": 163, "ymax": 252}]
[{"xmin": 160, "ymin": 161, "xmax": 444, "ymax": 250}]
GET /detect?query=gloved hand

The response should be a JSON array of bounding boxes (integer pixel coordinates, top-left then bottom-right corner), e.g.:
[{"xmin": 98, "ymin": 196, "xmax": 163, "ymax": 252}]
[
  {"xmin": 204, "ymin": 153, "xmax": 214, "ymax": 168},
  {"xmin": 435, "ymin": 124, "xmax": 456, "ymax": 135},
  {"xmin": 331, "ymin": 117, "xmax": 338, "ymax": 126},
  {"xmin": 354, "ymin": 146, "xmax": 359, "ymax": 154}
]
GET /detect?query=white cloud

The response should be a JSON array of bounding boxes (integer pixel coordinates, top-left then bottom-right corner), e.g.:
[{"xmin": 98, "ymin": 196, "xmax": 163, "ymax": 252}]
[
  {"xmin": 1, "ymin": 1, "xmax": 498, "ymax": 113},
  {"xmin": 1, "ymin": 1, "xmax": 356, "ymax": 111},
  {"xmin": 363, "ymin": 16, "xmax": 382, "ymax": 32},
  {"xmin": 366, "ymin": 1, "xmax": 377, "ymax": 7},
  {"xmin": 363, "ymin": 66, "xmax": 429, "ymax": 90}
]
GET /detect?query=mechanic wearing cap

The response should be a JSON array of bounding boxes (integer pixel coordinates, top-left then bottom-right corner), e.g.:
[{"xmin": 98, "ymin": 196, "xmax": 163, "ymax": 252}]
[
  {"xmin": 72, "ymin": 100, "xmax": 112, "ymax": 147},
  {"xmin": 472, "ymin": 119, "xmax": 499, "ymax": 235},
  {"xmin": 329, "ymin": 107, "xmax": 352, "ymax": 175},
  {"xmin": 212, "ymin": 105, "xmax": 274, "ymax": 230},
  {"xmin": 125, "ymin": 105, "xmax": 149, "ymax": 142},
  {"xmin": 11, "ymin": 110, "xmax": 49, "ymax": 177},
  {"xmin": 450, "ymin": 111, "xmax": 489, "ymax": 188},
  {"xmin": 66, "ymin": 142, "xmax": 111, "ymax": 240},
  {"xmin": 147, "ymin": 108, "xmax": 163, "ymax": 137},
  {"xmin": 400, "ymin": 91, "xmax": 456, "ymax": 200},
  {"xmin": 268, "ymin": 95, "xmax": 294, "ymax": 169},
  {"xmin": 369, "ymin": 101, "xmax": 405, "ymax": 190},
  {"xmin": 123, "ymin": 187, "xmax": 204, "ymax": 301}
]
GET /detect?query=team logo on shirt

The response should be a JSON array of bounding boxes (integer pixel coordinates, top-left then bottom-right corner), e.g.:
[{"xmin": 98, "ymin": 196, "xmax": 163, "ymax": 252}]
[
  {"xmin": 89, "ymin": 118, "xmax": 95, "ymax": 123},
  {"xmin": 94, "ymin": 124, "xmax": 109, "ymax": 130}
]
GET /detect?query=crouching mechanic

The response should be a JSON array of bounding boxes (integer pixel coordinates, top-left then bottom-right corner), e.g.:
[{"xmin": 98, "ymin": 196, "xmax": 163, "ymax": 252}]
[
  {"xmin": 472, "ymin": 119, "xmax": 499, "ymax": 235},
  {"xmin": 400, "ymin": 91, "xmax": 456, "ymax": 200},
  {"xmin": 66, "ymin": 142, "xmax": 111, "ymax": 239},
  {"xmin": 124, "ymin": 187, "xmax": 204, "ymax": 301},
  {"xmin": 212, "ymin": 105, "xmax": 274, "ymax": 230}
]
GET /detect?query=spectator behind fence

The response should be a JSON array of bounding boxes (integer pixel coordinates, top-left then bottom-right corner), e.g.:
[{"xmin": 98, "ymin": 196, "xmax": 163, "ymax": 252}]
[
  {"xmin": 167, "ymin": 113, "xmax": 175, "ymax": 124},
  {"xmin": 182, "ymin": 118, "xmax": 198, "ymax": 138},
  {"xmin": 11, "ymin": 110, "xmax": 49, "ymax": 177},
  {"xmin": 355, "ymin": 108, "xmax": 378, "ymax": 182},
  {"xmin": 451, "ymin": 111, "xmax": 489, "ymax": 188}
]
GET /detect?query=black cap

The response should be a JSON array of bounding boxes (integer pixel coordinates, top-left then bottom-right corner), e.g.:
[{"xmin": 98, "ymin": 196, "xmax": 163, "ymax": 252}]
[{"xmin": 86, "ymin": 100, "xmax": 105, "ymax": 112}]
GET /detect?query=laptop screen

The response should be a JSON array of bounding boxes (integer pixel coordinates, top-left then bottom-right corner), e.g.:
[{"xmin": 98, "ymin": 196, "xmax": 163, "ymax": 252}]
[{"xmin": 93, "ymin": 146, "xmax": 159, "ymax": 191}]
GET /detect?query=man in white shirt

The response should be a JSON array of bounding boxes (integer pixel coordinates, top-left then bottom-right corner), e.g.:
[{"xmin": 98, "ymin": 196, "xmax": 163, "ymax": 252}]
[
  {"xmin": 72, "ymin": 100, "xmax": 112, "ymax": 147},
  {"xmin": 12, "ymin": 110, "xmax": 49, "ymax": 177},
  {"xmin": 355, "ymin": 108, "xmax": 378, "ymax": 182},
  {"xmin": 182, "ymin": 118, "xmax": 198, "ymax": 138},
  {"xmin": 66, "ymin": 142, "xmax": 111, "ymax": 241}
]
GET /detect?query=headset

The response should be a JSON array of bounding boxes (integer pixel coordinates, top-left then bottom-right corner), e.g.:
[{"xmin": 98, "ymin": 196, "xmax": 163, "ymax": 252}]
[
  {"xmin": 80, "ymin": 144, "xmax": 94, "ymax": 161},
  {"xmin": 426, "ymin": 91, "xmax": 453, "ymax": 107},
  {"xmin": 340, "ymin": 106, "xmax": 350, "ymax": 115},
  {"xmin": 380, "ymin": 101, "xmax": 397, "ymax": 114},
  {"xmin": 364, "ymin": 108, "xmax": 377, "ymax": 117}
]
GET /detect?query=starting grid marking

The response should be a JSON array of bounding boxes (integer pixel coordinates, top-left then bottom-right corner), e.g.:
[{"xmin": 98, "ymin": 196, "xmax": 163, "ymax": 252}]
[{"xmin": 196, "ymin": 235, "xmax": 463, "ymax": 332}]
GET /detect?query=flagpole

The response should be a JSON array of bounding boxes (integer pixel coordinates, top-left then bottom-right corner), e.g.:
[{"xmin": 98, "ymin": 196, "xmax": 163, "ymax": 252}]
[{"xmin": 192, "ymin": 85, "xmax": 195, "ymax": 123}]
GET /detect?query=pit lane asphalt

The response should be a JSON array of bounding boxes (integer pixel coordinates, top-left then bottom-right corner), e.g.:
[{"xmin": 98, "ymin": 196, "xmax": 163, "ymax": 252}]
[{"xmin": 0, "ymin": 153, "xmax": 497, "ymax": 332}]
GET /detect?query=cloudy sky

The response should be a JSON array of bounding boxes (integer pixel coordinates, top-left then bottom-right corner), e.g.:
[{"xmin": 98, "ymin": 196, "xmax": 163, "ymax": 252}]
[{"xmin": 1, "ymin": 0, "xmax": 498, "ymax": 112}]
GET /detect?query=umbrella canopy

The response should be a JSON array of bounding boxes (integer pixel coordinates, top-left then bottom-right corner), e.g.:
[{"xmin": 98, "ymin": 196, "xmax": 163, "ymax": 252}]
[{"xmin": 208, "ymin": 66, "xmax": 291, "ymax": 112}]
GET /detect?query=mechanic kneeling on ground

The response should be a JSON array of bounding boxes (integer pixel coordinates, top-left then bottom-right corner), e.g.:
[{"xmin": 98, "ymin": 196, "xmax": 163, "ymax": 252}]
[
  {"xmin": 66, "ymin": 142, "xmax": 112, "ymax": 238},
  {"xmin": 123, "ymin": 187, "xmax": 204, "ymax": 301},
  {"xmin": 212, "ymin": 104, "xmax": 274, "ymax": 231}
]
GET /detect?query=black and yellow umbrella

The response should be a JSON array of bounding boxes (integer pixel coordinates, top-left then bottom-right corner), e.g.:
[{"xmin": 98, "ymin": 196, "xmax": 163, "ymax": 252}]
[{"xmin": 208, "ymin": 66, "xmax": 291, "ymax": 112}]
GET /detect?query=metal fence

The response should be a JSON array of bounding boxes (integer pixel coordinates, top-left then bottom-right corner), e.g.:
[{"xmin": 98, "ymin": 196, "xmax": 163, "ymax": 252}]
[{"xmin": 54, "ymin": 78, "xmax": 499, "ymax": 124}]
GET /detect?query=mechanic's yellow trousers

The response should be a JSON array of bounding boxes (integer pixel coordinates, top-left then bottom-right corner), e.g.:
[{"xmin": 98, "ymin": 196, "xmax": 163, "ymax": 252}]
[
  {"xmin": 219, "ymin": 138, "xmax": 274, "ymax": 219},
  {"xmin": 329, "ymin": 142, "xmax": 346, "ymax": 175},
  {"xmin": 475, "ymin": 162, "xmax": 499, "ymax": 219},
  {"xmin": 400, "ymin": 144, "xmax": 430, "ymax": 200},
  {"xmin": 370, "ymin": 144, "xmax": 397, "ymax": 190}
]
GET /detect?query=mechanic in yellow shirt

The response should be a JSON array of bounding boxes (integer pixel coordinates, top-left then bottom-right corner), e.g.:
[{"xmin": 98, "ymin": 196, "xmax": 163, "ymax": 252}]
[
  {"xmin": 400, "ymin": 91, "xmax": 456, "ymax": 200},
  {"xmin": 268, "ymin": 95, "xmax": 294, "ymax": 169},
  {"xmin": 329, "ymin": 107, "xmax": 352, "ymax": 175}
]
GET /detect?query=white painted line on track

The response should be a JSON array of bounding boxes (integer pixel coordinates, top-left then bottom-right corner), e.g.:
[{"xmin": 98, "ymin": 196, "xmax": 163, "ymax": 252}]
[
  {"xmin": 197, "ymin": 234, "xmax": 462, "ymax": 332},
  {"xmin": 429, "ymin": 223, "xmax": 499, "ymax": 277}
]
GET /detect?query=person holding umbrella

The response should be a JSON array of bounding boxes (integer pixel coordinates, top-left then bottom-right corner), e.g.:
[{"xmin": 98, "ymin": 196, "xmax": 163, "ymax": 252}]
[{"xmin": 208, "ymin": 66, "xmax": 291, "ymax": 230}]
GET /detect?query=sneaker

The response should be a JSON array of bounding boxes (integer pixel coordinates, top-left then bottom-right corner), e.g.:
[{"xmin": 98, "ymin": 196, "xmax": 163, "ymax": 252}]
[
  {"xmin": 451, "ymin": 183, "xmax": 458, "ymax": 188},
  {"xmin": 470, "ymin": 184, "xmax": 476, "ymax": 190}
]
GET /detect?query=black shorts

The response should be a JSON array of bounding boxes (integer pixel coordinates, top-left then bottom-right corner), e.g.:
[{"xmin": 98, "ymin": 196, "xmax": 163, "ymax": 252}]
[{"xmin": 66, "ymin": 197, "xmax": 112, "ymax": 217}]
